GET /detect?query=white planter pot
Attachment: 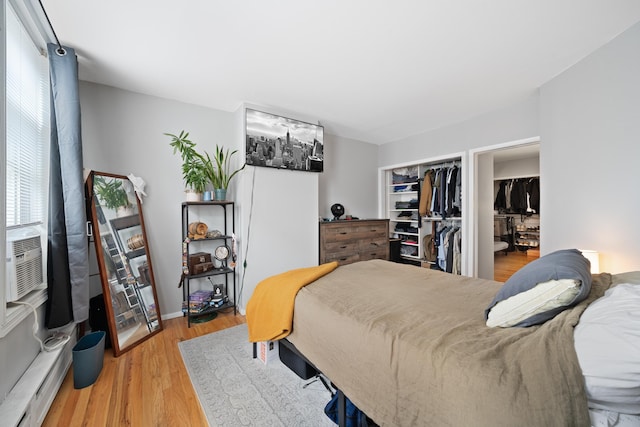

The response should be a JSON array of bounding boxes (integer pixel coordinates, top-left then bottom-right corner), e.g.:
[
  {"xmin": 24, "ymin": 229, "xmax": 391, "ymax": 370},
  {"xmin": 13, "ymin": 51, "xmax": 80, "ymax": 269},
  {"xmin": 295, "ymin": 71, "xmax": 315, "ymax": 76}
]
[{"xmin": 185, "ymin": 189, "xmax": 202, "ymax": 202}]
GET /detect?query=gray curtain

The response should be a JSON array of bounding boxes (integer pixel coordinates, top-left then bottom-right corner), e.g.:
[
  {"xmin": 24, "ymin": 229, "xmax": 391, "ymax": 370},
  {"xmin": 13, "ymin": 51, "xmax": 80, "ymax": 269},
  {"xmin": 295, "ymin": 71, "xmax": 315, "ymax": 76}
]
[{"xmin": 45, "ymin": 44, "xmax": 89, "ymax": 328}]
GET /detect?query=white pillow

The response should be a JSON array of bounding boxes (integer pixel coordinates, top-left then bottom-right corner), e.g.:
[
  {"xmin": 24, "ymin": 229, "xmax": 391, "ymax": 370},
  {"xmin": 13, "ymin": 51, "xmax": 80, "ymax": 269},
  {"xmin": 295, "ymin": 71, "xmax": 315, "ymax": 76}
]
[
  {"xmin": 486, "ymin": 279, "xmax": 581, "ymax": 328},
  {"xmin": 574, "ymin": 283, "xmax": 640, "ymax": 415}
]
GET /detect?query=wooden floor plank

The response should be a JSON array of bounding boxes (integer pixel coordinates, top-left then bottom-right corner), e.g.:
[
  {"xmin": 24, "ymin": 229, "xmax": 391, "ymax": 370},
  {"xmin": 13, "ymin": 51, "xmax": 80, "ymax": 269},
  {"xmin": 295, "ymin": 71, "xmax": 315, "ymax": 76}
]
[
  {"xmin": 42, "ymin": 311, "xmax": 245, "ymax": 427},
  {"xmin": 494, "ymin": 248, "xmax": 539, "ymax": 282}
]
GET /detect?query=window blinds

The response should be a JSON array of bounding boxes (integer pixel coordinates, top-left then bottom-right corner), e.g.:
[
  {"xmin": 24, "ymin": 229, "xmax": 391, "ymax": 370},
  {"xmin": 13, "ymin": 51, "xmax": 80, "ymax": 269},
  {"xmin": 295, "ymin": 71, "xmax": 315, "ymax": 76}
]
[{"xmin": 5, "ymin": 2, "xmax": 50, "ymax": 228}]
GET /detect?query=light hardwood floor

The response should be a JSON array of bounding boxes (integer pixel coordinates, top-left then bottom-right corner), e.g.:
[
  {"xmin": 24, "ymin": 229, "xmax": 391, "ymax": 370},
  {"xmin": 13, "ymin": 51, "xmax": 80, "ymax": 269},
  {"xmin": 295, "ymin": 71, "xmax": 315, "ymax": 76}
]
[
  {"xmin": 494, "ymin": 248, "xmax": 540, "ymax": 282},
  {"xmin": 43, "ymin": 311, "xmax": 245, "ymax": 427}
]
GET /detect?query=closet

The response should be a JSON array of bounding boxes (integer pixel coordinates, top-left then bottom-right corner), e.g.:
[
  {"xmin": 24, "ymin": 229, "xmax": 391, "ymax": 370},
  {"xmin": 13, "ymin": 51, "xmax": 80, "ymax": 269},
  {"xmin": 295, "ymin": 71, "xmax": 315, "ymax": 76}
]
[
  {"xmin": 383, "ymin": 154, "xmax": 466, "ymax": 275},
  {"xmin": 493, "ymin": 176, "xmax": 540, "ymax": 253}
]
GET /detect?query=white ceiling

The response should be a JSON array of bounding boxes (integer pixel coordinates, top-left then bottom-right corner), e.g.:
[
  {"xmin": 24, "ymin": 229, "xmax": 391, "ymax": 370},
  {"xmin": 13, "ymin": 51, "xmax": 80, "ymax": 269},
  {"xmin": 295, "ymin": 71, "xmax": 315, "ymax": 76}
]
[{"xmin": 42, "ymin": 1, "xmax": 640, "ymax": 145}]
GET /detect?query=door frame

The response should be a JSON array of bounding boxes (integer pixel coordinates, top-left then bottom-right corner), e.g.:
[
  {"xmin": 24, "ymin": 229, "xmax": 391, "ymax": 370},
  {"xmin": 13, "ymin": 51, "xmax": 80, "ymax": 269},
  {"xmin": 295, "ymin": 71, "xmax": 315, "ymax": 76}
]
[{"xmin": 467, "ymin": 136, "xmax": 540, "ymax": 278}]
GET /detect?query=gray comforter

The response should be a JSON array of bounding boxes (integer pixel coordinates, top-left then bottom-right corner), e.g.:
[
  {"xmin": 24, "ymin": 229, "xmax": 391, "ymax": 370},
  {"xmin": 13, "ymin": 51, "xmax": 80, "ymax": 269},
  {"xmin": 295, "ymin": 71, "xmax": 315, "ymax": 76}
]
[{"xmin": 287, "ymin": 259, "xmax": 610, "ymax": 427}]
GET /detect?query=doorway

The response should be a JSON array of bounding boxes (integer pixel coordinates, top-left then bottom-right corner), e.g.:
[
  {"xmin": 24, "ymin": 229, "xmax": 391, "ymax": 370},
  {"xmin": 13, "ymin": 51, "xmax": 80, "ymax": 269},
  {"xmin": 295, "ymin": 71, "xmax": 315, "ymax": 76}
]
[{"xmin": 469, "ymin": 138, "xmax": 540, "ymax": 281}]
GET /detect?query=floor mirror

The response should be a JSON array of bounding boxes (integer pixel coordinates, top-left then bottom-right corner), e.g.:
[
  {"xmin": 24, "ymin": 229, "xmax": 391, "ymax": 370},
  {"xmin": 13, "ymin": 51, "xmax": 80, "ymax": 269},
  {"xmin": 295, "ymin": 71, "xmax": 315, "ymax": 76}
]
[{"xmin": 86, "ymin": 171, "xmax": 163, "ymax": 356}]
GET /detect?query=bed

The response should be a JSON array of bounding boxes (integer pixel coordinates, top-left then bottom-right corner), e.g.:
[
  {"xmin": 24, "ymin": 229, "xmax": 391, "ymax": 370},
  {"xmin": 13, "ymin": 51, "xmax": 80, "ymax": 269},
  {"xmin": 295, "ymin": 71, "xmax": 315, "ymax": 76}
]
[{"xmin": 247, "ymin": 251, "xmax": 640, "ymax": 427}]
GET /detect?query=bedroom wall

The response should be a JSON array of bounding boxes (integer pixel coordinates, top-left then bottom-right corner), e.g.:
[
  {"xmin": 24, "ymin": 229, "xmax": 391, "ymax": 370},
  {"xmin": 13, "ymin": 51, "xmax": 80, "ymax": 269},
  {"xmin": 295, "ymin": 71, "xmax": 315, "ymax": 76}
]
[
  {"xmin": 494, "ymin": 156, "xmax": 539, "ymax": 180},
  {"xmin": 318, "ymin": 134, "xmax": 379, "ymax": 220},
  {"xmin": 539, "ymin": 21, "xmax": 640, "ymax": 274},
  {"xmin": 377, "ymin": 94, "xmax": 540, "ymax": 168},
  {"xmin": 79, "ymin": 85, "xmax": 373, "ymax": 316},
  {"xmin": 80, "ymin": 82, "xmax": 238, "ymax": 317},
  {"xmin": 235, "ymin": 104, "xmax": 320, "ymax": 312}
]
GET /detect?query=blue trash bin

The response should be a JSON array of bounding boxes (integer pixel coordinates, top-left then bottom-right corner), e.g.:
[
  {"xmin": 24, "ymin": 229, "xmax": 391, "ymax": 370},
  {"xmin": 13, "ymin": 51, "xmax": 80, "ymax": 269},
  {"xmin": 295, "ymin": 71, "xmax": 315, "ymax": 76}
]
[{"xmin": 72, "ymin": 330, "xmax": 106, "ymax": 389}]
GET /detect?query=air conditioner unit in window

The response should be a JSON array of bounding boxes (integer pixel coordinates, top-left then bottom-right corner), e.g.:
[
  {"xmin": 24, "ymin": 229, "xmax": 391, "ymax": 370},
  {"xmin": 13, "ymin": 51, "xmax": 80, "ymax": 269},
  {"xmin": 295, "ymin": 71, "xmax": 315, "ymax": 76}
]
[{"xmin": 6, "ymin": 233, "xmax": 43, "ymax": 302}]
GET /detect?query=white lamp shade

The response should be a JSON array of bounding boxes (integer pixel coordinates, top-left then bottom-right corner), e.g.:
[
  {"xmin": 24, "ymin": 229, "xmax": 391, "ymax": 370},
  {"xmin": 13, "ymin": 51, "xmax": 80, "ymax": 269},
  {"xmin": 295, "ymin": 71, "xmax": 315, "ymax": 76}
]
[{"xmin": 580, "ymin": 250, "xmax": 600, "ymax": 274}]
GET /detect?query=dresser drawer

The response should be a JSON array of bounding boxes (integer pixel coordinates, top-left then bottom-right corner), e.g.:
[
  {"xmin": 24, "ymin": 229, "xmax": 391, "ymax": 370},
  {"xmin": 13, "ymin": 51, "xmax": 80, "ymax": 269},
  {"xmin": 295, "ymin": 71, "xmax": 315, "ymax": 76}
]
[
  {"xmin": 321, "ymin": 224, "xmax": 357, "ymax": 242},
  {"xmin": 322, "ymin": 252, "xmax": 360, "ymax": 265},
  {"xmin": 359, "ymin": 238, "xmax": 389, "ymax": 261},
  {"xmin": 353, "ymin": 223, "xmax": 388, "ymax": 238},
  {"xmin": 323, "ymin": 240, "xmax": 360, "ymax": 253}
]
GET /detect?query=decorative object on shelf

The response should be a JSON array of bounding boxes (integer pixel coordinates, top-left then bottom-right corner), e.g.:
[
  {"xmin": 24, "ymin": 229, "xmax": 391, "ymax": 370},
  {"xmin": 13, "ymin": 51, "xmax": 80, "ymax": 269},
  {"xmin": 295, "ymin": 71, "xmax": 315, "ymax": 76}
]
[
  {"xmin": 188, "ymin": 252, "xmax": 213, "ymax": 275},
  {"xmin": 330, "ymin": 203, "xmax": 345, "ymax": 220},
  {"xmin": 207, "ymin": 229, "xmax": 223, "ymax": 239},
  {"xmin": 188, "ymin": 221, "xmax": 208, "ymax": 240},
  {"xmin": 86, "ymin": 171, "xmax": 163, "ymax": 357},
  {"xmin": 214, "ymin": 245, "xmax": 230, "ymax": 268}
]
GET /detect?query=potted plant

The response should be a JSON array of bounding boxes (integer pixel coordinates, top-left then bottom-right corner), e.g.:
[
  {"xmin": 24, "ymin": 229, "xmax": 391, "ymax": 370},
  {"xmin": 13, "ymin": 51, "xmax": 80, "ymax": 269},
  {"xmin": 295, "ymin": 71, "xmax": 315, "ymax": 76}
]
[
  {"xmin": 208, "ymin": 145, "xmax": 246, "ymax": 201},
  {"xmin": 166, "ymin": 131, "xmax": 245, "ymax": 201},
  {"xmin": 94, "ymin": 176, "xmax": 133, "ymax": 216},
  {"xmin": 166, "ymin": 131, "xmax": 209, "ymax": 201}
]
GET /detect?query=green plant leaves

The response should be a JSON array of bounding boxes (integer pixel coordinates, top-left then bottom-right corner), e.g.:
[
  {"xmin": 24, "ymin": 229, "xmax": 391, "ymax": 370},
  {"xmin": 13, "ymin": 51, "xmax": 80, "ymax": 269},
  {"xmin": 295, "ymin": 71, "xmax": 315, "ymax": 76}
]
[{"xmin": 166, "ymin": 131, "xmax": 245, "ymax": 192}]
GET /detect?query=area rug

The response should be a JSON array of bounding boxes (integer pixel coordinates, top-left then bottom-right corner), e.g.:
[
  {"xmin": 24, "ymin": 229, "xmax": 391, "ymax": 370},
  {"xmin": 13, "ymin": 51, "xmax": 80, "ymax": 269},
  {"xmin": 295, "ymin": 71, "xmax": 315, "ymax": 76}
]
[{"xmin": 178, "ymin": 324, "xmax": 335, "ymax": 426}]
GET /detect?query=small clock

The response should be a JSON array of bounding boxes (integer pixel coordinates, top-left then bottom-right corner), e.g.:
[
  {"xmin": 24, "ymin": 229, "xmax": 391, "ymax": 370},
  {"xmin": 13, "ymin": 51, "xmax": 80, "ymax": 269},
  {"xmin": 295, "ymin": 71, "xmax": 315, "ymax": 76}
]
[{"xmin": 214, "ymin": 245, "xmax": 230, "ymax": 261}]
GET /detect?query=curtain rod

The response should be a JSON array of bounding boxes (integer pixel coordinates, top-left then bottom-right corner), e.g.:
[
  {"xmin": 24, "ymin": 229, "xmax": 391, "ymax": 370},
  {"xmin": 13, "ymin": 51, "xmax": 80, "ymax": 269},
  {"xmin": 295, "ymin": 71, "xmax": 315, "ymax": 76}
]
[{"xmin": 37, "ymin": 0, "xmax": 65, "ymax": 55}]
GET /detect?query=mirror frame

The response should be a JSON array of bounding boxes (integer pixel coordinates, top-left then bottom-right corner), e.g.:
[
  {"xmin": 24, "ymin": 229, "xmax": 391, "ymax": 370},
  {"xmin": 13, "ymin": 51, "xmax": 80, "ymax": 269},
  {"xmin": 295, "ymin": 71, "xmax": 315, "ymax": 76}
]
[{"xmin": 86, "ymin": 170, "xmax": 163, "ymax": 356}]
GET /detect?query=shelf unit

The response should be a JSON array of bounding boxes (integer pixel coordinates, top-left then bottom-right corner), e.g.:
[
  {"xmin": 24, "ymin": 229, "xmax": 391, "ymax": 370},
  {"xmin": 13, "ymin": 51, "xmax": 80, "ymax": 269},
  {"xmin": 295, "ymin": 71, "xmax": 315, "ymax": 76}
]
[
  {"xmin": 514, "ymin": 218, "xmax": 540, "ymax": 251},
  {"xmin": 494, "ymin": 213, "xmax": 540, "ymax": 252},
  {"xmin": 181, "ymin": 201, "xmax": 237, "ymax": 327},
  {"xmin": 387, "ymin": 177, "xmax": 421, "ymax": 261}
]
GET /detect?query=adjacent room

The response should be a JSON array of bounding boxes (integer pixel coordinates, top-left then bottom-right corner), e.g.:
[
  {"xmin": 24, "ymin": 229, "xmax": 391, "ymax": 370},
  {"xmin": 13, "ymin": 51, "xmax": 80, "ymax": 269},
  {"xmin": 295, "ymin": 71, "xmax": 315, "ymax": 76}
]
[{"xmin": 2, "ymin": 1, "xmax": 639, "ymax": 426}]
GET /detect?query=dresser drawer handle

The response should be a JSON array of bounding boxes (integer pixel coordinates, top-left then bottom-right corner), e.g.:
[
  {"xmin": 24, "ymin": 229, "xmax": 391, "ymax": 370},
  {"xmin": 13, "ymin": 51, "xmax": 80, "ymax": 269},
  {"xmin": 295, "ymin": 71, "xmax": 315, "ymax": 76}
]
[
  {"xmin": 339, "ymin": 232, "xmax": 347, "ymax": 235},
  {"xmin": 340, "ymin": 245, "xmax": 348, "ymax": 249}
]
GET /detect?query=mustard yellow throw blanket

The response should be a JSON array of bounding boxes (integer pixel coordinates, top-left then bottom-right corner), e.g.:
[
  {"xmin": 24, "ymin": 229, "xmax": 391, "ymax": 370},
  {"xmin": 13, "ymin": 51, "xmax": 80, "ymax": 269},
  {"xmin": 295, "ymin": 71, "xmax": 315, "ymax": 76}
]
[{"xmin": 246, "ymin": 262, "xmax": 338, "ymax": 342}]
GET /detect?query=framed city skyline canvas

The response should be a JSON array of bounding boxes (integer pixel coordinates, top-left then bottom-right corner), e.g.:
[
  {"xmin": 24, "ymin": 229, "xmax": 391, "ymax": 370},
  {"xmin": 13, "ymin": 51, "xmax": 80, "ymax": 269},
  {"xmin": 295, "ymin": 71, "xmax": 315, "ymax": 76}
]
[{"xmin": 245, "ymin": 108, "xmax": 324, "ymax": 172}]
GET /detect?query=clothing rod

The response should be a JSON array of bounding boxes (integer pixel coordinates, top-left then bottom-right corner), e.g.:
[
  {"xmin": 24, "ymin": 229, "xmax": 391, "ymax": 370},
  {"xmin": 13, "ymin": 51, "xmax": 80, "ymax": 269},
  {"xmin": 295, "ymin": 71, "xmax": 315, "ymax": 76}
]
[{"xmin": 37, "ymin": 0, "xmax": 65, "ymax": 55}]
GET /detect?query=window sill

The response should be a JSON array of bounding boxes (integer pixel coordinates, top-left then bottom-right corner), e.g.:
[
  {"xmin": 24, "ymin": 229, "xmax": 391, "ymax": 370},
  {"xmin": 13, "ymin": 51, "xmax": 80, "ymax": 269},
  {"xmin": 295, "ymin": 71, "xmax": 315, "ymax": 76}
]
[{"xmin": 1, "ymin": 285, "xmax": 48, "ymax": 338}]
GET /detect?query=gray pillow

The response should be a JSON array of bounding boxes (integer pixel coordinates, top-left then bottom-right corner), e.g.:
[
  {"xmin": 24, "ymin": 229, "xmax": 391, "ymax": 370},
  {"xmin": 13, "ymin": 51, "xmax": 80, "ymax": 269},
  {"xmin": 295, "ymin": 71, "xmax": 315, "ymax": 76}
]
[{"xmin": 485, "ymin": 249, "xmax": 592, "ymax": 327}]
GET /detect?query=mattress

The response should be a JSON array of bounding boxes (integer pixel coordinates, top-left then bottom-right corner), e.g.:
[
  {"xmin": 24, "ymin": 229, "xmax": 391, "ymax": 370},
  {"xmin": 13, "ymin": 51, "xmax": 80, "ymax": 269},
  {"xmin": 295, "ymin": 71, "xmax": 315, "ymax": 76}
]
[{"xmin": 288, "ymin": 259, "xmax": 611, "ymax": 427}]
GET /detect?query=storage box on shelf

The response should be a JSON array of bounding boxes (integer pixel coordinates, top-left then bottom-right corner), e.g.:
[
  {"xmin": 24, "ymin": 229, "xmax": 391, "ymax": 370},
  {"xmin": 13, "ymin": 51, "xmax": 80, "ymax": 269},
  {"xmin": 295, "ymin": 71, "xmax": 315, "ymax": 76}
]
[{"xmin": 181, "ymin": 201, "xmax": 237, "ymax": 327}]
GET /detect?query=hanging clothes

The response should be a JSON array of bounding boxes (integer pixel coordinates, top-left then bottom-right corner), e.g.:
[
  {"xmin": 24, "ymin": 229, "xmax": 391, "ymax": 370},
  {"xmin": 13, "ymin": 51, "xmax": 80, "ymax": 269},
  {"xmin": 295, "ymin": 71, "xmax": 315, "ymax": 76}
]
[
  {"xmin": 446, "ymin": 166, "xmax": 459, "ymax": 217},
  {"xmin": 419, "ymin": 169, "xmax": 433, "ymax": 217},
  {"xmin": 495, "ymin": 177, "xmax": 540, "ymax": 214},
  {"xmin": 495, "ymin": 181, "xmax": 508, "ymax": 211},
  {"xmin": 527, "ymin": 178, "xmax": 540, "ymax": 214}
]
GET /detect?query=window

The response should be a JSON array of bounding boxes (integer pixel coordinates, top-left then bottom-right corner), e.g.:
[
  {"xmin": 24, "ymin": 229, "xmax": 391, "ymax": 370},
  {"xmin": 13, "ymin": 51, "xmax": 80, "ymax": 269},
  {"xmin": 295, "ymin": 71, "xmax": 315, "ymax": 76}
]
[
  {"xmin": 5, "ymin": 1, "xmax": 50, "ymax": 229},
  {"xmin": 2, "ymin": 0, "xmax": 51, "ymax": 334}
]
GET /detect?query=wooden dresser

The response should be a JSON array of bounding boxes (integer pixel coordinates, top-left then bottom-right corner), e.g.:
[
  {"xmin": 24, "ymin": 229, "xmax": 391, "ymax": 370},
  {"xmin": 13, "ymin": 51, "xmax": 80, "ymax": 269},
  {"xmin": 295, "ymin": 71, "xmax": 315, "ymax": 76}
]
[{"xmin": 319, "ymin": 219, "xmax": 390, "ymax": 266}]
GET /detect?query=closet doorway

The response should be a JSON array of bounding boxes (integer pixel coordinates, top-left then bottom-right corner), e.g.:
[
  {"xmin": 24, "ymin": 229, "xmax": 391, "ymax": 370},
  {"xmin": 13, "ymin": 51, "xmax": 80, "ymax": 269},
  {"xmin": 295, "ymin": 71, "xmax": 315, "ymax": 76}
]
[{"xmin": 470, "ymin": 138, "xmax": 540, "ymax": 282}]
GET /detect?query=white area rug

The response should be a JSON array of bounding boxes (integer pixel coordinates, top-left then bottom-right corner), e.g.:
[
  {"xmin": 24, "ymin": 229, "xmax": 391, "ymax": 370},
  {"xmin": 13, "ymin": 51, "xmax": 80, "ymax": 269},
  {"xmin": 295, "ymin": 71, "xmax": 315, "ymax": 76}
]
[{"xmin": 178, "ymin": 324, "xmax": 335, "ymax": 426}]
